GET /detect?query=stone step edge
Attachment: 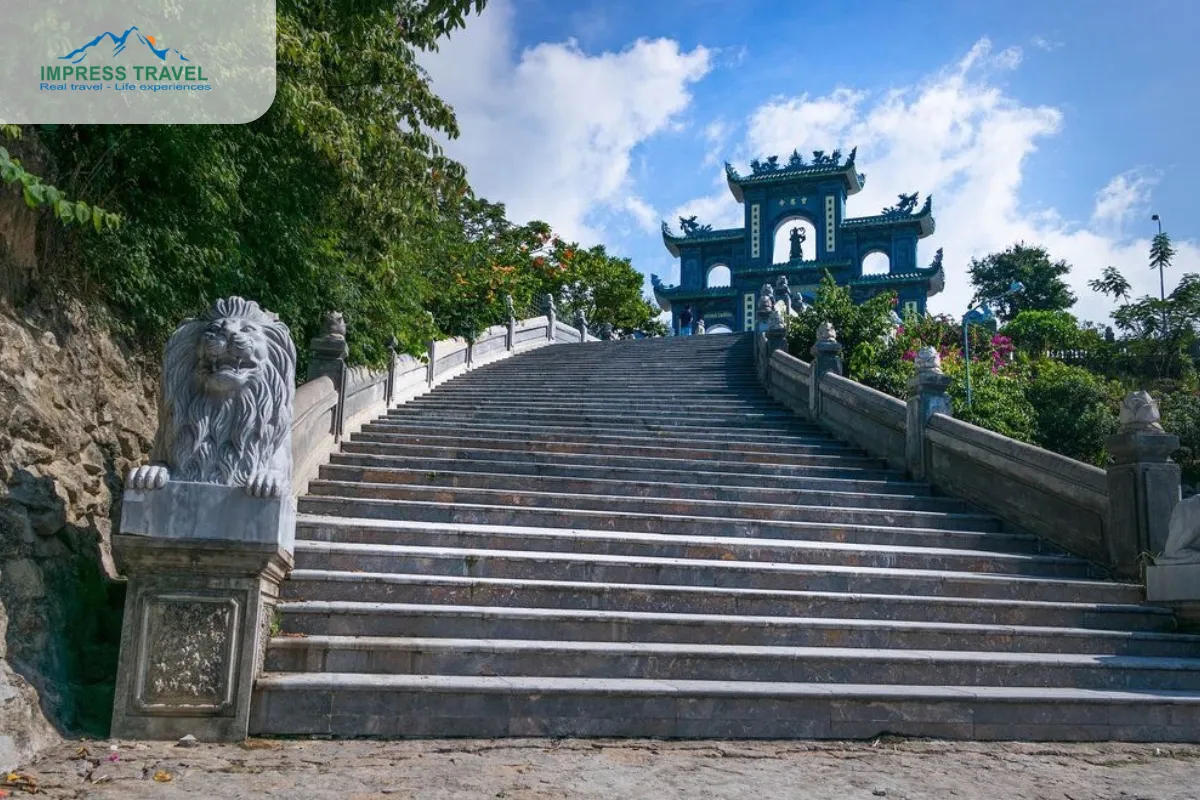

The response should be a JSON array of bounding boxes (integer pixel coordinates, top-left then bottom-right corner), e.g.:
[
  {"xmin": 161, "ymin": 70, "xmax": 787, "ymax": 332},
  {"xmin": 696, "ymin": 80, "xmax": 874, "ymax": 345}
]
[
  {"xmin": 253, "ymin": 672, "xmax": 1200, "ymax": 704},
  {"xmin": 293, "ymin": 517, "xmax": 1070, "ymax": 565},
  {"xmin": 365, "ymin": 422, "xmax": 841, "ymax": 448},
  {"xmin": 266, "ymin": 635, "xmax": 1200, "ymax": 670},
  {"xmin": 356, "ymin": 429, "xmax": 855, "ymax": 455},
  {"xmin": 307, "ymin": 479, "xmax": 998, "ymax": 526},
  {"xmin": 295, "ymin": 498, "xmax": 1033, "ymax": 541},
  {"xmin": 316, "ymin": 465, "xmax": 964, "ymax": 506},
  {"xmin": 338, "ymin": 444, "xmax": 902, "ymax": 476},
  {"xmin": 328, "ymin": 454, "xmax": 923, "ymax": 491},
  {"xmin": 282, "ymin": 568, "xmax": 1169, "ymax": 618},
  {"xmin": 290, "ymin": 542, "xmax": 1128, "ymax": 590},
  {"xmin": 276, "ymin": 597, "xmax": 1192, "ymax": 643}
]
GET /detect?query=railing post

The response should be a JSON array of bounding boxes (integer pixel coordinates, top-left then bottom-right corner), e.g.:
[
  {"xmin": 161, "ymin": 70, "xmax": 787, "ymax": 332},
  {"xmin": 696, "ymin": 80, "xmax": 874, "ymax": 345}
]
[
  {"xmin": 308, "ymin": 311, "xmax": 348, "ymax": 440},
  {"xmin": 1105, "ymin": 391, "xmax": 1181, "ymax": 578},
  {"xmin": 574, "ymin": 308, "xmax": 588, "ymax": 342},
  {"xmin": 905, "ymin": 346, "xmax": 953, "ymax": 482},
  {"xmin": 425, "ymin": 312, "xmax": 437, "ymax": 388},
  {"xmin": 385, "ymin": 334, "xmax": 397, "ymax": 407},
  {"xmin": 544, "ymin": 294, "xmax": 556, "ymax": 341},
  {"xmin": 808, "ymin": 321, "xmax": 843, "ymax": 420},
  {"xmin": 505, "ymin": 294, "xmax": 516, "ymax": 352}
]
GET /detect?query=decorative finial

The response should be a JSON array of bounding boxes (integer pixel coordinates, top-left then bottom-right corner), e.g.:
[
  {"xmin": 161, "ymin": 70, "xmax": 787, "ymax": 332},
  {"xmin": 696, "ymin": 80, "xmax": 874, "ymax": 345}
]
[
  {"xmin": 386, "ymin": 334, "xmax": 398, "ymax": 352},
  {"xmin": 914, "ymin": 346, "xmax": 943, "ymax": 375},
  {"xmin": 767, "ymin": 309, "xmax": 787, "ymax": 331},
  {"xmin": 816, "ymin": 321, "xmax": 838, "ymax": 343},
  {"xmin": 1118, "ymin": 391, "xmax": 1164, "ymax": 433},
  {"xmin": 504, "ymin": 294, "xmax": 515, "ymax": 317},
  {"xmin": 542, "ymin": 293, "xmax": 556, "ymax": 314}
]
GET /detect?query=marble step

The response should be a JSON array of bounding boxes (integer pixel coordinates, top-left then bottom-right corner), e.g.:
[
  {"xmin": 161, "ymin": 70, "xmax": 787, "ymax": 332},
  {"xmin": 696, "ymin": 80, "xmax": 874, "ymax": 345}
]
[
  {"xmin": 295, "ymin": 496, "xmax": 1036, "ymax": 552},
  {"xmin": 264, "ymin": 635, "xmax": 1200, "ymax": 691},
  {"xmin": 304, "ymin": 480, "xmax": 1002, "ymax": 533},
  {"xmin": 339, "ymin": 436, "xmax": 889, "ymax": 471},
  {"xmin": 293, "ymin": 517, "xmax": 1079, "ymax": 576},
  {"xmin": 315, "ymin": 464, "xmax": 962, "ymax": 512},
  {"xmin": 279, "ymin": 569, "xmax": 1173, "ymax": 631},
  {"xmin": 360, "ymin": 419, "xmax": 849, "ymax": 450},
  {"xmin": 249, "ymin": 673, "xmax": 1200, "ymax": 741},
  {"xmin": 327, "ymin": 452, "xmax": 929, "ymax": 495},
  {"xmin": 288, "ymin": 541, "xmax": 1136, "ymax": 604}
]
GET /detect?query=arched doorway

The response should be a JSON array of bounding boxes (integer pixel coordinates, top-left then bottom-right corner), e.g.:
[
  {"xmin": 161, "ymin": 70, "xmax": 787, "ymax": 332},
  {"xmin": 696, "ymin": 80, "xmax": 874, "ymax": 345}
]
[{"xmin": 705, "ymin": 323, "xmax": 733, "ymax": 334}]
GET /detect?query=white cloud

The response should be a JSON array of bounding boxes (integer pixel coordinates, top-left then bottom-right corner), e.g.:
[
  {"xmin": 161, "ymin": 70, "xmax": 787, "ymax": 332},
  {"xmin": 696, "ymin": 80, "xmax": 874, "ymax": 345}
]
[
  {"xmin": 420, "ymin": 0, "xmax": 711, "ymax": 243},
  {"xmin": 1091, "ymin": 170, "xmax": 1156, "ymax": 229},
  {"xmin": 1031, "ymin": 36, "xmax": 1065, "ymax": 52},
  {"xmin": 679, "ymin": 37, "xmax": 1197, "ymax": 324}
]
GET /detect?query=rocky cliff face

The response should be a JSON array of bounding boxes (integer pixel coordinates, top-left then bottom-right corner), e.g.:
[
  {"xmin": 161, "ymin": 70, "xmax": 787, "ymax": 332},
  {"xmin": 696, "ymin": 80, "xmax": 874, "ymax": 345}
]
[{"xmin": 0, "ymin": 301, "xmax": 157, "ymax": 770}]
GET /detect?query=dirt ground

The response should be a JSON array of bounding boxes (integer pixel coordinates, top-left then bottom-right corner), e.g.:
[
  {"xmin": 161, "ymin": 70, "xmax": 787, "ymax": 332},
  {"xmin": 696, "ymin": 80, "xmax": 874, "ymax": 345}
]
[{"xmin": 10, "ymin": 737, "xmax": 1200, "ymax": 799}]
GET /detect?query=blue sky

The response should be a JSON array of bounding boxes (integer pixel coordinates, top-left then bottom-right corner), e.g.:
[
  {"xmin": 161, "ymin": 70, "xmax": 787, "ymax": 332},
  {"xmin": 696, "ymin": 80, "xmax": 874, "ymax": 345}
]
[{"xmin": 423, "ymin": 0, "xmax": 1200, "ymax": 324}]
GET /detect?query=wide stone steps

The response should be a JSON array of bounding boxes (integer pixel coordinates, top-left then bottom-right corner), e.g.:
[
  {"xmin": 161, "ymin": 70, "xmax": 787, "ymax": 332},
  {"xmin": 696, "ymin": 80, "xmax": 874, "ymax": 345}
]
[
  {"xmin": 360, "ymin": 422, "xmax": 854, "ymax": 452},
  {"xmin": 303, "ymin": 480, "xmax": 1002, "ymax": 532},
  {"xmin": 295, "ymin": 496, "xmax": 1036, "ymax": 553},
  {"xmin": 289, "ymin": 541, "xmax": 1128, "ymax": 603},
  {"xmin": 315, "ymin": 464, "xmax": 962, "ymax": 512},
  {"xmin": 250, "ymin": 675, "xmax": 1200, "ymax": 741},
  {"xmin": 254, "ymin": 332, "xmax": 1200, "ymax": 741},
  {"xmin": 326, "ymin": 453, "xmax": 930, "ymax": 496},
  {"xmin": 293, "ymin": 517, "xmax": 1078, "ymax": 577},
  {"xmin": 277, "ymin": 569, "xmax": 1174, "ymax": 630},
  {"xmin": 335, "ymin": 443, "xmax": 907, "ymax": 481}
]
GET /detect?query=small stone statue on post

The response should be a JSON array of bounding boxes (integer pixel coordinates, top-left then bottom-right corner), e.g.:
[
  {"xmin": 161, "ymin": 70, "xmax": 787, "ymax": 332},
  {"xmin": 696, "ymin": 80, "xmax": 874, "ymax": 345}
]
[
  {"xmin": 574, "ymin": 308, "xmax": 588, "ymax": 340},
  {"xmin": 756, "ymin": 282, "xmax": 775, "ymax": 332},
  {"xmin": 504, "ymin": 295, "xmax": 516, "ymax": 351},
  {"xmin": 905, "ymin": 346, "xmax": 952, "ymax": 481},
  {"xmin": 597, "ymin": 322, "xmax": 615, "ymax": 341},
  {"xmin": 543, "ymin": 293, "xmax": 557, "ymax": 340},
  {"xmin": 115, "ymin": 296, "xmax": 298, "ymax": 742},
  {"xmin": 1105, "ymin": 390, "xmax": 1181, "ymax": 578},
  {"xmin": 809, "ymin": 321, "xmax": 844, "ymax": 419},
  {"xmin": 696, "ymin": 319, "xmax": 706, "ymax": 336}
]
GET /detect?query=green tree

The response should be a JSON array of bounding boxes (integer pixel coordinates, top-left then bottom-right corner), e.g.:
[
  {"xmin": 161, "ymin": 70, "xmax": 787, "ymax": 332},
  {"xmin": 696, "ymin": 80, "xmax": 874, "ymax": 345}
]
[
  {"xmin": 968, "ymin": 243, "xmax": 1076, "ymax": 321},
  {"xmin": 1023, "ymin": 361, "xmax": 1120, "ymax": 465},
  {"xmin": 788, "ymin": 273, "xmax": 897, "ymax": 378},
  {"xmin": 1002, "ymin": 310, "xmax": 1084, "ymax": 356}
]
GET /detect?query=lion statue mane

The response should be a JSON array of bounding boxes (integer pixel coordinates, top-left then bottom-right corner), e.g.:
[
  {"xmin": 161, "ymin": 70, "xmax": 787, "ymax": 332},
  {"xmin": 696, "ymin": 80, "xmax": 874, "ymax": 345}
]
[{"xmin": 127, "ymin": 296, "xmax": 296, "ymax": 498}]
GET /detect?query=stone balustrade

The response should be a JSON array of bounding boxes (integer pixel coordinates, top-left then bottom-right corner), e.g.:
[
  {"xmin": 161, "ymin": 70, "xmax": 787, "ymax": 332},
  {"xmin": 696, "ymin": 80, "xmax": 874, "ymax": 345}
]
[{"xmin": 755, "ymin": 326, "xmax": 1185, "ymax": 580}]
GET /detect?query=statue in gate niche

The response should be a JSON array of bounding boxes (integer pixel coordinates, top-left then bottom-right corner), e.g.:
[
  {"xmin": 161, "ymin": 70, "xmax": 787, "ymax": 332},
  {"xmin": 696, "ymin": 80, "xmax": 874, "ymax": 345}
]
[
  {"xmin": 127, "ymin": 296, "xmax": 297, "ymax": 498},
  {"xmin": 788, "ymin": 226, "xmax": 805, "ymax": 261}
]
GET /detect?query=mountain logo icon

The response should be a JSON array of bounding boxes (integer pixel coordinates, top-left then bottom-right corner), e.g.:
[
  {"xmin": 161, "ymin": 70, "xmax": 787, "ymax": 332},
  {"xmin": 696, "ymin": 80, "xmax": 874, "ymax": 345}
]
[{"xmin": 60, "ymin": 26, "xmax": 189, "ymax": 65}]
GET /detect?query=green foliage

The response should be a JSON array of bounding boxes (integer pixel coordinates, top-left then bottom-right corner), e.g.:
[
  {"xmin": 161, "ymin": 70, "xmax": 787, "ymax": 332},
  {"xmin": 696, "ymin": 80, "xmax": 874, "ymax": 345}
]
[
  {"xmin": 940, "ymin": 353, "xmax": 1036, "ymax": 441},
  {"xmin": 1, "ymin": 134, "xmax": 120, "ymax": 232},
  {"xmin": 1160, "ymin": 389, "xmax": 1200, "ymax": 485},
  {"xmin": 787, "ymin": 273, "xmax": 896, "ymax": 378},
  {"xmin": 1023, "ymin": 360, "xmax": 1120, "ymax": 465},
  {"xmin": 968, "ymin": 242, "xmax": 1076, "ymax": 321},
  {"xmin": 1002, "ymin": 310, "xmax": 1084, "ymax": 355}
]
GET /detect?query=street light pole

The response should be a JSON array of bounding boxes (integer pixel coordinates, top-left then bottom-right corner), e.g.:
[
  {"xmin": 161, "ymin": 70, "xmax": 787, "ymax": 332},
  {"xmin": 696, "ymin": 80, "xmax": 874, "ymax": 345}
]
[
  {"xmin": 962, "ymin": 281, "xmax": 1024, "ymax": 413},
  {"xmin": 1152, "ymin": 214, "xmax": 1165, "ymax": 304}
]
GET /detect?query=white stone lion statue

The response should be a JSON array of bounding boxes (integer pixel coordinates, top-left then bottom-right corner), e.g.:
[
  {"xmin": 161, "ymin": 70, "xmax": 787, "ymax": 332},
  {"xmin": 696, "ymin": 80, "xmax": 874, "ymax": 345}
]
[{"xmin": 127, "ymin": 296, "xmax": 296, "ymax": 498}]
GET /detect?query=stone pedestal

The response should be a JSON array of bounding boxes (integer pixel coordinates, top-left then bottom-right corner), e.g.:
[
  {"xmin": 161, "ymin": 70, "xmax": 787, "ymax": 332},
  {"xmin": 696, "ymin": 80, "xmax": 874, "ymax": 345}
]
[
  {"xmin": 1106, "ymin": 429, "xmax": 1180, "ymax": 578},
  {"xmin": 1145, "ymin": 563, "xmax": 1200, "ymax": 626},
  {"xmin": 808, "ymin": 329, "xmax": 843, "ymax": 420},
  {"xmin": 906, "ymin": 356, "xmax": 952, "ymax": 482},
  {"xmin": 111, "ymin": 484, "xmax": 294, "ymax": 741}
]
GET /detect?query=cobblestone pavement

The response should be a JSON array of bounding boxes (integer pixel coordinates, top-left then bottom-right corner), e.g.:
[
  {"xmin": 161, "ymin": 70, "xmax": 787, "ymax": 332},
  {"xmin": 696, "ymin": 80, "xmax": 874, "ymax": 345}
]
[{"xmin": 11, "ymin": 738, "xmax": 1200, "ymax": 799}]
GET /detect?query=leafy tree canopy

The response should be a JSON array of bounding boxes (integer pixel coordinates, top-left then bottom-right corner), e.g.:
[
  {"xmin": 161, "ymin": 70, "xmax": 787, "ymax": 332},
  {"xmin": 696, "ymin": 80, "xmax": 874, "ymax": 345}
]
[{"xmin": 968, "ymin": 242, "xmax": 1076, "ymax": 321}]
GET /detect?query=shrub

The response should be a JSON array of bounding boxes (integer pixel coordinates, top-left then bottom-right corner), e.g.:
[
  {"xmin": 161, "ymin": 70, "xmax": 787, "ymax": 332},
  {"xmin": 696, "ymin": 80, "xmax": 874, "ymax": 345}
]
[{"xmin": 1023, "ymin": 360, "xmax": 1120, "ymax": 465}]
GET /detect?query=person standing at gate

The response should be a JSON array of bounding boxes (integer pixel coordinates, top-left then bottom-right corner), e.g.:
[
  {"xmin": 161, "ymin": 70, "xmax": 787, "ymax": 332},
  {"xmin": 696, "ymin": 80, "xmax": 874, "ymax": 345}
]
[{"xmin": 679, "ymin": 305, "xmax": 693, "ymax": 336}]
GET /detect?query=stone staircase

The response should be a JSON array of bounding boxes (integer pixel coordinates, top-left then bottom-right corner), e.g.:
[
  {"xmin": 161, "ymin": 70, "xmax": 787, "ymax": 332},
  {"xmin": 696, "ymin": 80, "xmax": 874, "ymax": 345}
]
[{"xmin": 251, "ymin": 333, "xmax": 1200, "ymax": 740}]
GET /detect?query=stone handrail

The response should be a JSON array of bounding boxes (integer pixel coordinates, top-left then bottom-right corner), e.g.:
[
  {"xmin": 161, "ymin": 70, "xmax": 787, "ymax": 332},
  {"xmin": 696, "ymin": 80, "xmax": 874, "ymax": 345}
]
[
  {"xmin": 755, "ymin": 331, "xmax": 1180, "ymax": 576},
  {"xmin": 289, "ymin": 312, "xmax": 582, "ymax": 493}
]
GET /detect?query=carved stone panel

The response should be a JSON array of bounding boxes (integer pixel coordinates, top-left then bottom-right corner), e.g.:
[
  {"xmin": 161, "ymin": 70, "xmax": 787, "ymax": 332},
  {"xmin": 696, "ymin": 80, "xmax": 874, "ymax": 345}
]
[{"xmin": 134, "ymin": 593, "xmax": 242, "ymax": 715}]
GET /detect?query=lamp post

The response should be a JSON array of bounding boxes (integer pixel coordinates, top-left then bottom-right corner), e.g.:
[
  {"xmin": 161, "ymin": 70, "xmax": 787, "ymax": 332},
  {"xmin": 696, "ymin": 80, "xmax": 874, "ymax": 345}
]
[
  {"xmin": 962, "ymin": 281, "xmax": 1023, "ymax": 412},
  {"xmin": 1152, "ymin": 214, "xmax": 1165, "ymax": 303}
]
